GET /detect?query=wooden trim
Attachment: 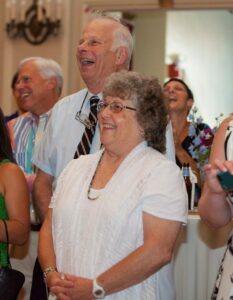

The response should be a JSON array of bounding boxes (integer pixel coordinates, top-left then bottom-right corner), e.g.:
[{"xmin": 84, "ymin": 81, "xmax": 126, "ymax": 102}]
[{"xmin": 84, "ymin": 0, "xmax": 233, "ymax": 11}]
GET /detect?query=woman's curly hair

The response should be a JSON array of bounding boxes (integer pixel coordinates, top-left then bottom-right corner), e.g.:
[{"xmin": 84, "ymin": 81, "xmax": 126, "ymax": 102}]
[{"xmin": 103, "ymin": 70, "xmax": 168, "ymax": 153}]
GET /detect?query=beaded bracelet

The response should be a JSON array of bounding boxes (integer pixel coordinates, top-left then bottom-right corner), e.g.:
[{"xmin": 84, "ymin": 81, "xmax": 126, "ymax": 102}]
[{"xmin": 43, "ymin": 266, "xmax": 57, "ymax": 280}]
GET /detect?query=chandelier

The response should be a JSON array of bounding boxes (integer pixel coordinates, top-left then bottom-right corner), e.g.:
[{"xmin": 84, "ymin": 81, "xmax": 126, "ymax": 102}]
[{"xmin": 5, "ymin": 0, "xmax": 62, "ymax": 45}]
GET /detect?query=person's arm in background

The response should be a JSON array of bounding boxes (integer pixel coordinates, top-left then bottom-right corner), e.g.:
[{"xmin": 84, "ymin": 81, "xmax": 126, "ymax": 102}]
[
  {"xmin": 165, "ymin": 121, "xmax": 175, "ymax": 162},
  {"xmin": 0, "ymin": 163, "xmax": 30, "ymax": 244},
  {"xmin": 198, "ymin": 117, "xmax": 233, "ymax": 229},
  {"xmin": 32, "ymin": 169, "xmax": 54, "ymax": 223}
]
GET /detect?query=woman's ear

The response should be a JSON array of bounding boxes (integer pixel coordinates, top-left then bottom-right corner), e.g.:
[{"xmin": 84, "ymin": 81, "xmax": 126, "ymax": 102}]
[
  {"xmin": 116, "ymin": 47, "xmax": 128, "ymax": 66},
  {"xmin": 187, "ymin": 98, "xmax": 193, "ymax": 111}
]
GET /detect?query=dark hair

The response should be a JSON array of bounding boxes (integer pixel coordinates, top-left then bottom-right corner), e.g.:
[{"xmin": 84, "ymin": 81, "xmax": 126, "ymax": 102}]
[
  {"xmin": 163, "ymin": 78, "xmax": 194, "ymax": 100},
  {"xmin": 0, "ymin": 108, "xmax": 15, "ymax": 162},
  {"xmin": 103, "ymin": 71, "xmax": 168, "ymax": 153},
  {"xmin": 11, "ymin": 72, "xmax": 18, "ymax": 90}
]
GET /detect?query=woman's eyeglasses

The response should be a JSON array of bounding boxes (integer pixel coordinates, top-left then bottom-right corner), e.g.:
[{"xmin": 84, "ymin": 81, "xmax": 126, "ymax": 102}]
[{"xmin": 97, "ymin": 101, "xmax": 136, "ymax": 113}]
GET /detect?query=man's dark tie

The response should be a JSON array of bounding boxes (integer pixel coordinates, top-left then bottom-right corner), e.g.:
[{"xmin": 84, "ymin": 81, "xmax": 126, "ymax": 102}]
[{"xmin": 74, "ymin": 96, "xmax": 100, "ymax": 159}]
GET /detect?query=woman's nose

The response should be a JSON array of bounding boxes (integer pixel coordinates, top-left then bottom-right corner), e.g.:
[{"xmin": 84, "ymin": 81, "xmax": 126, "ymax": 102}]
[{"xmin": 167, "ymin": 88, "xmax": 175, "ymax": 95}]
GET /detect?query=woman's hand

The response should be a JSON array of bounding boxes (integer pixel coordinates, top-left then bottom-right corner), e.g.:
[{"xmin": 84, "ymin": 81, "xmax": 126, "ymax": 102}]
[
  {"xmin": 46, "ymin": 272, "xmax": 75, "ymax": 300},
  {"xmin": 204, "ymin": 159, "xmax": 233, "ymax": 194},
  {"xmin": 49, "ymin": 275, "xmax": 94, "ymax": 300}
]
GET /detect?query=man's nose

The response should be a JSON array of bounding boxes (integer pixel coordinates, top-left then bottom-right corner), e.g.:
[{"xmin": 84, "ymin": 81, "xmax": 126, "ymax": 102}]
[
  {"xmin": 15, "ymin": 80, "xmax": 23, "ymax": 89},
  {"xmin": 77, "ymin": 41, "xmax": 88, "ymax": 53}
]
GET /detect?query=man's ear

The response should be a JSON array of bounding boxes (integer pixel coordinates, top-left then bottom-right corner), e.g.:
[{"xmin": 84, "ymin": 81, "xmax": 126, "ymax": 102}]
[
  {"xmin": 47, "ymin": 77, "xmax": 57, "ymax": 91},
  {"xmin": 116, "ymin": 47, "xmax": 128, "ymax": 66}
]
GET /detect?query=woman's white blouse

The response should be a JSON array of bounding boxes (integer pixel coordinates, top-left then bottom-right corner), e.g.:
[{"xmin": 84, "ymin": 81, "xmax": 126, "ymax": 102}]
[{"xmin": 50, "ymin": 142, "xmax": 188, "ymax": 300}]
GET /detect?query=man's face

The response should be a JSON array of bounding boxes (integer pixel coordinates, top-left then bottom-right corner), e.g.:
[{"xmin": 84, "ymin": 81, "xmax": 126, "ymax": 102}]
[
  {"xmin": 15, "ymin": 63, "xmax": 51, "ymax": 115},
  {"xmin": 76, "ymin": 19, "xmax": 119, "ymax": 93}
]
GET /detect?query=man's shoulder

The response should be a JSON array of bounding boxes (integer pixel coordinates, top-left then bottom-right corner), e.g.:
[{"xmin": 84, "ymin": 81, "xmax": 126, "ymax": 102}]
[
  {"xmin": 45, "ymin": 88, "xmax": 88, "ymax": 131},
  {"xmin": 7, "ymin": 112, "xmax": 32, "ymax": 128},
  {"xmin": 54, "ymin": 88, "xmax": 88, "ymax": 110}
]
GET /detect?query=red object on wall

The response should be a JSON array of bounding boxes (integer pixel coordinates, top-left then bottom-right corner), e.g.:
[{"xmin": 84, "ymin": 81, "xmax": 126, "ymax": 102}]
[{"xmin": 167, "ymin": 63, "xmax": 179, "ymax": 77}]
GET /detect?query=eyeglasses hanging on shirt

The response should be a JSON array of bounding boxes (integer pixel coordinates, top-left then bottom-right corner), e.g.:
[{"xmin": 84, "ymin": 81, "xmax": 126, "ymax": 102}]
[
  {"xmin": 75, "ymin": 92, "xmax": 97, "ymax": 129},
  {"xmin": 74, "ymin": 93, "xmax": 100, "ymax": 158}
]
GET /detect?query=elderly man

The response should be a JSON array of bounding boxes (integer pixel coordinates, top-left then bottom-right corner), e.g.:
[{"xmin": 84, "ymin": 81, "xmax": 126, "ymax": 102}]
[
  {"xmin": 32, "ymin": 13, "xmax": 175, "ymax": 300},
  {"xmin": 32, "ymin": 14, "xmax": 134, "ymax": 220},
  {"xmin": 7, "ymin": 56, "xmax": 63, "ymax": 300}
]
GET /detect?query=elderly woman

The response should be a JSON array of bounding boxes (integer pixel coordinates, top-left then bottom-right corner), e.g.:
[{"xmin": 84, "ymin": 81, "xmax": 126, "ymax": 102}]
[
  {"xmin": 163, "ymin": 78, "xmax": 214, "ymax": 187},
  {"xmin": 199, "ymin": 115, "xmax": 233, "ymax": 299},
  {"xmin": 39, "ymin": 71, "xmax": 187, "ymax": 300}
]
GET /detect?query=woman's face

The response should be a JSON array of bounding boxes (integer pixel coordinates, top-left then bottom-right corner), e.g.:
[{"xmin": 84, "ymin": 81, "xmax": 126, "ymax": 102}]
[
  {"xmin": 163, "ymin": 81, "xmax": 193, "ymax": 114},
  {"xmin": 98, "ymin": 96, "xmax": 143, "ymax": 152}
]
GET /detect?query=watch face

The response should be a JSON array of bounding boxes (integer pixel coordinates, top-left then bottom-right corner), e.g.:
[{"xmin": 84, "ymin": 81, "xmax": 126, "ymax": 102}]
[
  {"xmin": 94, "ymin": 288, "xmax": 104, "ymax": 297},
  {"xmin": 93, "ymin": 279, "xmax": 105, "ymax": 299}
]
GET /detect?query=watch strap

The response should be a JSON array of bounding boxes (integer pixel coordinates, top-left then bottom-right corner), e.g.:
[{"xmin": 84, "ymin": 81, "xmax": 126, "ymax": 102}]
[{"xmin": 92, "ymin": 278, "xmax": 106, "ymax": 299}]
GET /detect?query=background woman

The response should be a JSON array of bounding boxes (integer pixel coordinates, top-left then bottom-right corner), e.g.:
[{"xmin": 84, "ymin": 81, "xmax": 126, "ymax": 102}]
[
  {"xmin": 0, "ymin": 107, "xmax": 29, "ymax": 268},
  {"xmin": 199, "ymin": 115, "xmax": 233, "ymax": 299},
  {"xmin": 39, "ymin": 71, "xmax": 187, "ymax": 300},
  {"xmin": 163, "ymin": 78, "xmax": 214, "ymax": 187}
]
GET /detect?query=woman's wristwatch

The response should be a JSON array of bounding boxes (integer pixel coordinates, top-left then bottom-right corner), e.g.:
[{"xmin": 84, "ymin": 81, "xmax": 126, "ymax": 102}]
[{"xmin": 92, "ymin": 279, "xmax": 106, "ymax": 299}]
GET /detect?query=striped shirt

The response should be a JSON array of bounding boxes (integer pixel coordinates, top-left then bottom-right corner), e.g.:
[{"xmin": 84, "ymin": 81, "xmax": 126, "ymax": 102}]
[{"xmin": 7, "ymin": 111, "xmax": 50, "ymax": 191}]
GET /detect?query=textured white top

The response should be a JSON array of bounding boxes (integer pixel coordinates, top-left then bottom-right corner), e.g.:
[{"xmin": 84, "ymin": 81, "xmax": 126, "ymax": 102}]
[{"xmin": 50, "ymin": 142, "xmax": 187, "ymax": 300}]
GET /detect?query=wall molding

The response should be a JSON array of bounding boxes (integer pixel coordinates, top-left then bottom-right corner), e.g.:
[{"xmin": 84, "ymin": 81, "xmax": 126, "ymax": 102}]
[{"xmin": 84, "ymin": 0, "xmax": 233, "ymax": 11}]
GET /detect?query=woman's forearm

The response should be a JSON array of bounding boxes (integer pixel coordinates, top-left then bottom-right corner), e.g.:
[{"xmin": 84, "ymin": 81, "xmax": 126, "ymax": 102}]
[
  {"xmin": 38, "ymin": 210, "xmax": 56, "ymax": 272},
  {"xmin": 96, "ymin": 218, "xmax": 181, "ymax": 296},
  {"xmin": 199, "ymin": 184, "xmax": 231, "ymax": 228},
  {"xmin": 96, "ymin": 242, "xmax": 171, "ymax": 295}
]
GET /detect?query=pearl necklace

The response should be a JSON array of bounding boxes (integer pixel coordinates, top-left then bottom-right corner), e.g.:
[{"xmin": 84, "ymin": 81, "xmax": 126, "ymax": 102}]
[{"xmin": 87, "ymin": 151, "xmax": 104, "ymax": 200}]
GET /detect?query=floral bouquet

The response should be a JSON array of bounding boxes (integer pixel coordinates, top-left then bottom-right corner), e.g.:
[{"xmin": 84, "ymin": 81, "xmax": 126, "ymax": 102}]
[{"xmin": 188, "ymin": 107, "xmax": 222, "ymax": 173}]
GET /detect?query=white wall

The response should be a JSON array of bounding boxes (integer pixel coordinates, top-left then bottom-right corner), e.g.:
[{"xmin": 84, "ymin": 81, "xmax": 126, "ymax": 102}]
[
  {"xmin": 133, "ymin": 11, "xmax": 166, "ymax": 84},
  {"xmin": 166, "ymin": 10, "xmax": 233, "ymax": 127}
]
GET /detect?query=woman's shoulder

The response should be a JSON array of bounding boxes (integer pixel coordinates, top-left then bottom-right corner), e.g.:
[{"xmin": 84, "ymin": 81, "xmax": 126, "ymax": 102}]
[
  {"xmin": 146, "ymin": 146, "xmax": 178, "ymax": 169},
  {"xmin": 59, "ymin": 150, "xmax": 102, "ymax": 177},
  {"xmin": 0, "ymin": 159, "xmax": 15, "ymax": 168},
  {"xmin": 223, "ymin": 115, "xmax": 233, "ymax": 128},
  {"xmin": 71, "ymin": 151, "xmax": 102, "ymax": 165},
  {"xmin": 0, "ymin": 162, "xmax": 24, "ymax": 194},
  {"xmin": 0, "ymin": 161, "xmax": 23, "ymax": 180},
  {"xmin": 215, "ymin": 116, "xmax": 233, "ymax": 137}
]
